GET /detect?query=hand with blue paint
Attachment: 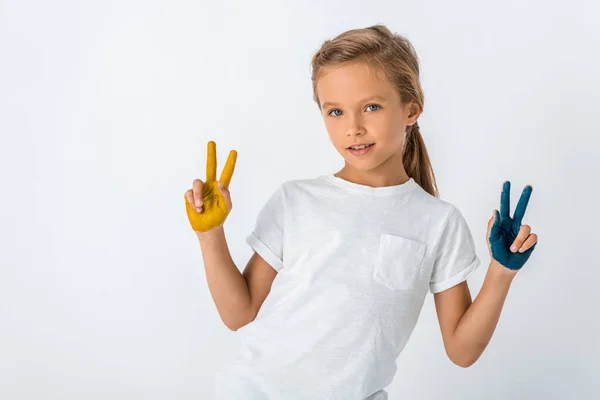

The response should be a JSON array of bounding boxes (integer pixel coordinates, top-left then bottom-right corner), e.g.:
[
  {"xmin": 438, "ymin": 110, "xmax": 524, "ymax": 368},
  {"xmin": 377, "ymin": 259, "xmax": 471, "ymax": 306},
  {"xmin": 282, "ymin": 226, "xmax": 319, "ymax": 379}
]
[{"xmin": 487, "ymin": 181, "xmax": 538, "ymax": 272}]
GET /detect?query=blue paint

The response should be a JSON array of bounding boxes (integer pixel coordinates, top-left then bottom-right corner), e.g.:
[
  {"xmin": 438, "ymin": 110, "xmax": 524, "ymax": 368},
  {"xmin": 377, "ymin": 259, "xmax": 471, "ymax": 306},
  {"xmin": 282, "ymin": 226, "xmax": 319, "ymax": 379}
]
[{"xmin": 489, "ymin": 181, "xmax": 537, "ymax": 270}]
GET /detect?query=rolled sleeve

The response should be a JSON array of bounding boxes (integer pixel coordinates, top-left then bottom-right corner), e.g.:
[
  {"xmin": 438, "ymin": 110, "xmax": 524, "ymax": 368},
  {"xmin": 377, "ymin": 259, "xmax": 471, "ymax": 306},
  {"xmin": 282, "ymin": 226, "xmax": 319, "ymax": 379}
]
[
  {"xmin": 429, "ymin": 205, "xmax": 481, "ymax": 294},
  {"xmin": 245, "ymin": 232, "xmax": 284, "ymax": 272},
  {"xmin": 246, "ymin": 185, "xmax": 285, "ymax": 272}
]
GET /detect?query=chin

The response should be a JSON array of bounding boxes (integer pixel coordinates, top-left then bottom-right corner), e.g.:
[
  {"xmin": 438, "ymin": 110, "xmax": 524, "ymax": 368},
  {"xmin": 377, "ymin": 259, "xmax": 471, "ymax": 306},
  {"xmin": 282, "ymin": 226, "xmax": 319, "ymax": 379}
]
[{"xmin": 344, "ymin": 159, "xmax": 379, "ymax": 171}]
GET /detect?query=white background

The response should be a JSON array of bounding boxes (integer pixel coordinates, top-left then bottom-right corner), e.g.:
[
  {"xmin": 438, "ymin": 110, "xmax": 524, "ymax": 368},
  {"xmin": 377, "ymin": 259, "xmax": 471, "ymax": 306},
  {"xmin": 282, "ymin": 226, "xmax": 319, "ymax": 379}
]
[{"xmin": 1, "ymin": 0, "xmax": 599, "ymax": 399}]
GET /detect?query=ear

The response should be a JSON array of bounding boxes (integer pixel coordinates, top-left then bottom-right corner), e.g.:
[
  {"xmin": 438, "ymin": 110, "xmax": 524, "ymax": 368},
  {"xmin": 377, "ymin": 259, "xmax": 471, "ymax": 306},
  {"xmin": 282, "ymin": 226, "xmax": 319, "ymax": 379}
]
[{"xmin": 405, "ymin": 101, "xmax": 421, "ymax": 125}]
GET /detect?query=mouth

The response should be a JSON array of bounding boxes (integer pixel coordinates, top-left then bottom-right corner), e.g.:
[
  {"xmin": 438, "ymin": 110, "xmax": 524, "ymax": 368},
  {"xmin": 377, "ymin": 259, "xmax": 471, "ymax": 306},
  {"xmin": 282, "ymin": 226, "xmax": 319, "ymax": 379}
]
[
  {"xmin": 347, "ymin": 143, "xmax": 375, "ymax": 149},
  {"xmin": 347, "ymin": 143, "xmax": 375, "ymax": 156}
]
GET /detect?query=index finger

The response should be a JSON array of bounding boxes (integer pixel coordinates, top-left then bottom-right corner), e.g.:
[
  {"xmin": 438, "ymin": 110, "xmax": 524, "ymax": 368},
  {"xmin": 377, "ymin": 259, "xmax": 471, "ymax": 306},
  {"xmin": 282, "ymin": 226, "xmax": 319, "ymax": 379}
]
[
  {"xmin": 206, "ymin": 141, "xmax": 216, "ymax": 182},
  {"xmin": 219, "ymin": 149, "xmax": 237, "ymax": 189},
  {"xmin": 513, "ymin": 185, "xmax": 533, "ymax": 225}
]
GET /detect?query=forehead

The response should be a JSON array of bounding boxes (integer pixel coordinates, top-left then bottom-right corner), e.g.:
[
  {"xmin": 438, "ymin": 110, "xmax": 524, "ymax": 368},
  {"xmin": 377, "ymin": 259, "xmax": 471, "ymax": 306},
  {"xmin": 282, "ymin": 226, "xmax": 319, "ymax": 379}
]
[{"xmin": 316, "ymin": 62, "xmax": 395, "ymax": 103}]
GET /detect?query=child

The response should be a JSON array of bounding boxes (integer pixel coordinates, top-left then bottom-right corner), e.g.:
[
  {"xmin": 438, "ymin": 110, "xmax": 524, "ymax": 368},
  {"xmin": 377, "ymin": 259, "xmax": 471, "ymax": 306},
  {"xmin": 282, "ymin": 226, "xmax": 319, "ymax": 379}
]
[{"xmin": 184, "ymin": 24, "xmax": 538, "ymax": 400}]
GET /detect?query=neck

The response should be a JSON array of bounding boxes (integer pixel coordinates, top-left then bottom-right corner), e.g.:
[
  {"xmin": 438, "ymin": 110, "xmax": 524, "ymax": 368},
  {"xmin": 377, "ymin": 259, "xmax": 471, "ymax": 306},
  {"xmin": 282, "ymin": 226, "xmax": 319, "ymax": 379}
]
[{"xmin": 334, "ymin": 167, "xmax": 410, "ymax": 188}]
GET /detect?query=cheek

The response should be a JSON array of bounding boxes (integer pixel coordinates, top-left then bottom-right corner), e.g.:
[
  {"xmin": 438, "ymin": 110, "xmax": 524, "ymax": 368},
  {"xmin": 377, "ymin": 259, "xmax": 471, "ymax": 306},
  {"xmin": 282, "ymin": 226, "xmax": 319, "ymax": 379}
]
[
  {"xmin": 378, "ymin": 121, "xmax": 404, "ymax": 144},
  {"xmin": 324, "ymin": 123, "xmax": 345, "ymax": 147}
]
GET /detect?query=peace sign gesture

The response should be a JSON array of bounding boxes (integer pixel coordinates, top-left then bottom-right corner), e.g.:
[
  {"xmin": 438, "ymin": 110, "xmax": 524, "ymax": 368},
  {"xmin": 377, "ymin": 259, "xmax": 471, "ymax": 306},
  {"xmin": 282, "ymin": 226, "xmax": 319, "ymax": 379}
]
[
  {"xmin": 487, "ymin": 181, "xmax": 538, "ymax": 271},
  {"xmin": 184, "ymin": 141, "xmax": 237, "ymax": 233}
]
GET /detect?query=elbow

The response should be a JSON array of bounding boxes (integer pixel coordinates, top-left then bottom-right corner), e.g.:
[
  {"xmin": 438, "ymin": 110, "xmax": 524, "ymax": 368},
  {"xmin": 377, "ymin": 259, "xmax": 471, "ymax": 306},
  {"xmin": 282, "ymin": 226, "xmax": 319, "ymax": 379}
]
[
  {"xmin": 225, "ymin": 311, "xmax": 256, "ymax": 332},
  {"xmin": 226, "ymin": 322, "xmax": 239, "ymax": 331},
  {"xmin": 446, "ymin": 345, "xmax": 481, "ymax": 368},
  {"xmin": 451, "ymin": 356, "xmax": 477, "ymax": 368},
  {"xmin": 445, "ymin": 333, "xmax": 489, "ymax": 368},
  {"xmin": 226, "ymin": 318, "xmax": 248, "ymax": 332}
]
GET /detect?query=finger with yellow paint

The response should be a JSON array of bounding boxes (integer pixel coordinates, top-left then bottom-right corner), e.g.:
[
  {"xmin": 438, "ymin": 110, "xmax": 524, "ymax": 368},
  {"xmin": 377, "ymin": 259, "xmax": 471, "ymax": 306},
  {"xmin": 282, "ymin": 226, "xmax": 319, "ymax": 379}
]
[{"xmin": 184, "ymin": 141, "xmax": 237, "ymax": 233}]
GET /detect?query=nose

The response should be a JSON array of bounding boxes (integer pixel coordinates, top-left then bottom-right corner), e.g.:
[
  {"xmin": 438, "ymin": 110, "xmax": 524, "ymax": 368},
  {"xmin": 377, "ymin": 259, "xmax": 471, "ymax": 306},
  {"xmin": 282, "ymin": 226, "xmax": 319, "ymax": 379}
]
[
  {"xmin": 346, "ymin": 115, "xmax": 366, "ymax": 137},
  {"xmin": 347, "ymin": 129, "xmax": 365, "ymax": 138}
]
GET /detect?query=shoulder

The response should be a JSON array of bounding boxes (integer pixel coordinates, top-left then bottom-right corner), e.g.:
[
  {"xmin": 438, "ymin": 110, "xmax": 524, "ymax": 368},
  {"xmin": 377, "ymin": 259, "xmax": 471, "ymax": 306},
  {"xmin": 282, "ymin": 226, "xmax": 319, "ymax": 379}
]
[
  {"xmin": 258, "ymin": 177, "xmax": 326, "ymax": 211},
  {"xmin": 277, "ymin": 175, "xmax": 332, "ymax": 196},
  {"xmin": 410, "ymin": 183, "xmax": 458, "ymax": 223}
]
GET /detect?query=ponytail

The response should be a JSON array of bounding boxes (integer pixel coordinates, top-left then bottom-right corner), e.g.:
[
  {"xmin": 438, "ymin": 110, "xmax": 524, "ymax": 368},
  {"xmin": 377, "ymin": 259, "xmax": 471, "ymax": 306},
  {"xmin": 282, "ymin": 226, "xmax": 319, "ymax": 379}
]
[{"xmin": 403, "ymin": 122, "xmax": 439, "ymax": 197}]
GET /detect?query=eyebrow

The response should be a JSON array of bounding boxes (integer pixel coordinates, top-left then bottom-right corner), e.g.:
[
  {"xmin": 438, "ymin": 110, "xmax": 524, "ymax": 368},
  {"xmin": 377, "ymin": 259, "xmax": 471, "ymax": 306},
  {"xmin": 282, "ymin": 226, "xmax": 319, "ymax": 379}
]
[{"xmin": 321, "ymin": 95, "xmax": 388, "ymax": 110}]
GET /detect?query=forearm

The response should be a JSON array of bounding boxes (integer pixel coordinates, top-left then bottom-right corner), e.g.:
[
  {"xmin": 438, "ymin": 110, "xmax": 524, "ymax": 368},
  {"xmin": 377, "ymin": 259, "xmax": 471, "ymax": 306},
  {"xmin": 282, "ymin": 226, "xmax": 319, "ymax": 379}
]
[
  {"xmin": 450, "ymin": 261, "xmax": 515, "ymax": 366},
  {"xmin": 197, "ymin": 226, "xmax": 252, "ymax": 330}
]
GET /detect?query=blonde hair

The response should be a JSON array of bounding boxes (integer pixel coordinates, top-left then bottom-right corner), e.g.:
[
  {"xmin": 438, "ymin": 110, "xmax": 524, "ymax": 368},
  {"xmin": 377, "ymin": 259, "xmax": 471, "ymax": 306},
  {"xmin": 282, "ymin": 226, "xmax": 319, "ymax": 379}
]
[{"xmin": 310, "ymin": 24, "xmax": 439, "ymax": 198}]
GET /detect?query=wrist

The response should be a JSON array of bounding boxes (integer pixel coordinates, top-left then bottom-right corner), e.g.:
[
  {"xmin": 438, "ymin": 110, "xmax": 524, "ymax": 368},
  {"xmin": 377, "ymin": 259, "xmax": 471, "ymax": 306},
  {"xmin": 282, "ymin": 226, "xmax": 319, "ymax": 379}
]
[
  {"xmin": 488, "ymin": 260, "xmax": 518, "ymax": 284},
  {"xmin": 196, "ymin": 225, "xmax": 225, "ymax": 241}
]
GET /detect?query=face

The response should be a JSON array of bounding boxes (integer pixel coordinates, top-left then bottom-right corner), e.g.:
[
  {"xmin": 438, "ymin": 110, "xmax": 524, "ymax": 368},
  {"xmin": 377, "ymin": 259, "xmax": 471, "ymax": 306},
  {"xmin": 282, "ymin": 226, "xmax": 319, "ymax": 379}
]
[{"xmin": 316, "ymin": 61, "xmax": 420, "ymax": 179}]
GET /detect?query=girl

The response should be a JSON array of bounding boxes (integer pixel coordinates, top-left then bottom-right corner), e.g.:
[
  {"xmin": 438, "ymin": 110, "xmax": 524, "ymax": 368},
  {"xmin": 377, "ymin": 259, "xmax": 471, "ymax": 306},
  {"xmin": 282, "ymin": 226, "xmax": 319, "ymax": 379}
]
[{"xmin": 184, "ymin": 24, "xmax": 538, "ymax": 400}]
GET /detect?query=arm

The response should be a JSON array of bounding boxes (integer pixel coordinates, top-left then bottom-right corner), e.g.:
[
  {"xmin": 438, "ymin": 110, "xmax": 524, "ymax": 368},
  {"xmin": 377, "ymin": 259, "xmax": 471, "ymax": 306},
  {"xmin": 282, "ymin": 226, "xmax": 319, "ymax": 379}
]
[
  {"xmin": 434, "ymin": 181, "xmax": 538, "ymax": 367},
  {"xmin": 198, "ymin": 226, "xmax": 278, "ymax": 331},
  {"xmin": 433, "ymin": 260, "xmax": 516, "ymax": 367}
]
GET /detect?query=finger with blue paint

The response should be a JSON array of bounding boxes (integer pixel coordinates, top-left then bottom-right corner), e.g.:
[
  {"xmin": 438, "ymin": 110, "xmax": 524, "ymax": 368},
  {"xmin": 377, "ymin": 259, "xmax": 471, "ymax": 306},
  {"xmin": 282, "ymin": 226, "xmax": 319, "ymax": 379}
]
[{"xmin": 487, "ymin": 181, "xmax": 539, "ymax": 271}]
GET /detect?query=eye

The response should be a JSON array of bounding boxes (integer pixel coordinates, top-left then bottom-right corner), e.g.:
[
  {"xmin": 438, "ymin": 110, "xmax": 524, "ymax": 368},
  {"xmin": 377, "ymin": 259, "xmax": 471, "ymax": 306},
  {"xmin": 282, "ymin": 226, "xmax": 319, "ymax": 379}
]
[
  {"xmin": 326, "ymin": 104, "xmax": 382, "ymax": 117},
  {"xmin": 366, "ymin": 104, "xmax": 381, "ymax": 112}
]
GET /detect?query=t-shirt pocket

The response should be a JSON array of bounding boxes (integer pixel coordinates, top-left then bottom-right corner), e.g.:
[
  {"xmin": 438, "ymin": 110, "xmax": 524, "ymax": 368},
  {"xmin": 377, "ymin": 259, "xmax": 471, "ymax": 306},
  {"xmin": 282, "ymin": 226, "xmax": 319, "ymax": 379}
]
[{"xmin": 373, "ymin": 233, "xmax": 427, "ymax": 291}]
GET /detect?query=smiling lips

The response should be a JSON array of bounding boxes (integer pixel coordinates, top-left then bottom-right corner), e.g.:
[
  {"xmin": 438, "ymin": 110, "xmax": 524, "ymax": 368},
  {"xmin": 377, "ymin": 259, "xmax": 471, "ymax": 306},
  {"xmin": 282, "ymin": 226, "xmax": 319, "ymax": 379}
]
[{"xmin": 348, "ymin": 143, "xmax": 375, "ymax": 156}]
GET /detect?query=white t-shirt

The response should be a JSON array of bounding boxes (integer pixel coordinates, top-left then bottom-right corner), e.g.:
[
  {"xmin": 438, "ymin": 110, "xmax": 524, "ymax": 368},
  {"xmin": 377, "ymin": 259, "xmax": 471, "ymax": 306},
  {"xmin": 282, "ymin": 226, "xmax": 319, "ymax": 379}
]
[{"xmin": 214, "ymin": 174, "xmax": 481, "ymax": 399}]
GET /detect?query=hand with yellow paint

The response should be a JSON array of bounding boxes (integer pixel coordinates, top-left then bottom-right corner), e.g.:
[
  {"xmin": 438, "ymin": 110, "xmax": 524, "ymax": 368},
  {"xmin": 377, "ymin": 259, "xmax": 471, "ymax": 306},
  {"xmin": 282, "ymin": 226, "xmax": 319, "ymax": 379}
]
[{"xmin": 184, "ymin": 141, "xmax": 237, "ymax": 233}]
